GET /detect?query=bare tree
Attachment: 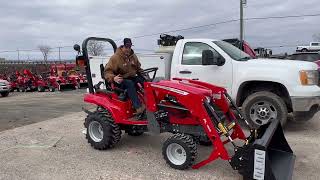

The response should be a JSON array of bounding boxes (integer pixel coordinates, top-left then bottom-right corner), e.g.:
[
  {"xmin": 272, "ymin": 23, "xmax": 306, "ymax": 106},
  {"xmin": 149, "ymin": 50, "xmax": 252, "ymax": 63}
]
[
  {"xmin": 38, "ymin": 45, "xmax": 51, "ymax": 62},
  {"xmin": 312, "ymin": 33, "xmax": 320, "ymax": 41},
  {"xmin": 87, "ymin": 40, "xmax": 105, "ymax": 56}
]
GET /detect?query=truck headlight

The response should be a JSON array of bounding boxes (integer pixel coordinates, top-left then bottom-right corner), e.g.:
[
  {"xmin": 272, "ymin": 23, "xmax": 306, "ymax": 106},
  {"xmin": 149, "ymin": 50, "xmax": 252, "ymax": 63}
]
[{"xmin": 300, "ymin": 70, "xmax": 319, "ymax": 85}]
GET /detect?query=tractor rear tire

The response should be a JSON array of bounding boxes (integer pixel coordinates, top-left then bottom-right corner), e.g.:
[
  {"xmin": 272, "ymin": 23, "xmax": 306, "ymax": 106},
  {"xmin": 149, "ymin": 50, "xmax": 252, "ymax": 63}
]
[
  {"xmin": 162, "ymin": 133, "xmax": 197, "ymax": 170},
  {"xmin": 84, "ymin": 111, "xmax": 121, "ymax": 150},
  {"xmin": 1, "ymin": 92, "xmax": 9, "ymax": 97}
]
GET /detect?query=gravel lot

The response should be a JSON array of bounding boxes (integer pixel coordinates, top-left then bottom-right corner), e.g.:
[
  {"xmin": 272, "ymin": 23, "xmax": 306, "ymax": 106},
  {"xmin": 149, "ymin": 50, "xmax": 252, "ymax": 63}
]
[{"xmin": 0, "ymin": 90, "xmax": 319, "ymax": 179}]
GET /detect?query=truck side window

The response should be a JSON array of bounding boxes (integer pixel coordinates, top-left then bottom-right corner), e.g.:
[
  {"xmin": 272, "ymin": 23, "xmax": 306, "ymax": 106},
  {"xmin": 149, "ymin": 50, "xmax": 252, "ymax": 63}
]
[
  {"xmin": 311, "ymin": 43, "xmax": 319, "ymax": 46},
  {"xmin": 182, "ymin": 42, "xmax": 220, "ymax": 65}
]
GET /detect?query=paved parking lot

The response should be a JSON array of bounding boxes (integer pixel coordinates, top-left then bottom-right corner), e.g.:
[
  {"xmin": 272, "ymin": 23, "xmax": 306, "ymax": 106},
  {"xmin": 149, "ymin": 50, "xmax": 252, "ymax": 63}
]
[
  {"xmin": 0, "ymin": 90, "xmax": 319, "ymax": 179},
  {"xmin": 0, "ymin": 89, "xmax": 91, "ymax": 132}
]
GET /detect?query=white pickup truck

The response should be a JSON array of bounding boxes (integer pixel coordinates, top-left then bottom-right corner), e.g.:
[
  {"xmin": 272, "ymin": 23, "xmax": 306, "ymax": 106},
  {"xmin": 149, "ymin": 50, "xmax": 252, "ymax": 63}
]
[
  {"xmin": 83, "ymin": 38, "xmax": 320, "ymax": 127},
  {"xmin": 297, "ymin": 42, "xmax": 320, "ymax": 52}
]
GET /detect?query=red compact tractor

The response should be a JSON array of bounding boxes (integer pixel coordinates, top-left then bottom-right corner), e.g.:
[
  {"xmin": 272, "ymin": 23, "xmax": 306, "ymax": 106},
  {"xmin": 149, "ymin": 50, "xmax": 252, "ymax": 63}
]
[
  {"xmin": 74, "ymin": 37, "xmax": 295, "ymax": 180},
  {"xmin": 9, "ymin": 70, "xmax": 55, "ymax": 92},
  {"xmin": 49, "ymin": 64, "xmax": 76, "ymax": 91},
  {"xmin": 67, "ymin": 70, "xmax": 88, "ymax": 89}
]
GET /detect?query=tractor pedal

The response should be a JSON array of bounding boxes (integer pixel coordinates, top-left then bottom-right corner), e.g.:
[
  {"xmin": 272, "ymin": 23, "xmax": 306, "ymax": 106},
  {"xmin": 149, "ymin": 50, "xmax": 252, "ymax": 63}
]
[{"xmin": 131, "ymin": 112, "xmax": 147, "ymax": 121}]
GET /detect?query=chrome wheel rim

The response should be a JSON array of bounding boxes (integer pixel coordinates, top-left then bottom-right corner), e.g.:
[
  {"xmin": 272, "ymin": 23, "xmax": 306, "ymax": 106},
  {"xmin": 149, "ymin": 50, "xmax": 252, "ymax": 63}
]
[
  {"xmin": 250, "ymin": 101, "xmax": 277, "ymax": 126},
  {"xmin": 88, "ymin": 121, "xmax": 103, "ymax": 142},
  {"xmin": 166, "ymin": 143, "xmax": 187, "ymax": 165}
]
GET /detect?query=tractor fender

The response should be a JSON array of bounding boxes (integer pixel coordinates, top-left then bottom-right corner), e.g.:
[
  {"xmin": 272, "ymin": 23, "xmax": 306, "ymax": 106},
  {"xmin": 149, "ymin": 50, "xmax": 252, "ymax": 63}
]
[{"xmin": 83, "ymin": 93, "xmax": 123, "ymax": 122}]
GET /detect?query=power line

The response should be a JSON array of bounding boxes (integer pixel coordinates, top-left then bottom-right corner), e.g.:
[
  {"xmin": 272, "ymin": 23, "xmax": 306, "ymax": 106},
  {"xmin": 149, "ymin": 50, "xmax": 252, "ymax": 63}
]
[
  {"xmin": 106, "ymin": 13, "xmax": 320, "ymax": 41},
  {"xmin": 1, "ymin": 13, "xmax": 320, "ymax": 53}
]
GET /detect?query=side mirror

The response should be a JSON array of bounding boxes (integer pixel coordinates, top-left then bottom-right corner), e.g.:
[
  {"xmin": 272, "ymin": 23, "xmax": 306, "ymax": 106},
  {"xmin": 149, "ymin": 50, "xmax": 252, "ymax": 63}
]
[
  {"xmin": 73, "ymin": 44, "xmax": 81, "ymax": 53},
  {"xmin": 216, "ymin": 56, "xmax": 225, "ymax": 66},
  {"xmin": 202, "ymin": 50, "xmax": 225, "ymax": 66}
]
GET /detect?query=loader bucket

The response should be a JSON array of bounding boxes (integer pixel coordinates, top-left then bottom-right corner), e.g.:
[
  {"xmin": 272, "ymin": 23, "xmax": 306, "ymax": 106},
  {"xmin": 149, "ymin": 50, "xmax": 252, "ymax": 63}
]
[{"xmin": 231, "ymin": 119, "xmax": 295, "ymax": 180}]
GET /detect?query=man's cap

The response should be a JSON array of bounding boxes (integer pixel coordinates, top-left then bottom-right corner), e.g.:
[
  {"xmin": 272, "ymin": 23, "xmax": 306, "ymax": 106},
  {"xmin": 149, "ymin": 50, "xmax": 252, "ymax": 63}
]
[{"xmin": 123, "ymin": 38, "xmax": 133, "ymax": 47}]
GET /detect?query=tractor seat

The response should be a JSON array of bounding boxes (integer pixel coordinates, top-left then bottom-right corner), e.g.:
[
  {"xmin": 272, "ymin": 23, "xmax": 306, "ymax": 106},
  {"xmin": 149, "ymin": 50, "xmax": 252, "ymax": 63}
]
[
  {"xmin": 97, "ymin": 64, "xmax": 127, "ymax": 101},
  {"xmin": 94, "ymin": 81, "xmax": 127, "ymax": 101}
]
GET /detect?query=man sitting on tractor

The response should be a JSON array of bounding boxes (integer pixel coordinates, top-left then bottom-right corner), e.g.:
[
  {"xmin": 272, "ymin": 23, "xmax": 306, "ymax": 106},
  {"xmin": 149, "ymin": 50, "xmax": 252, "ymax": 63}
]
[{"xmin": 104, "ymin": 38, "xmax": 145, "ymax": 115}]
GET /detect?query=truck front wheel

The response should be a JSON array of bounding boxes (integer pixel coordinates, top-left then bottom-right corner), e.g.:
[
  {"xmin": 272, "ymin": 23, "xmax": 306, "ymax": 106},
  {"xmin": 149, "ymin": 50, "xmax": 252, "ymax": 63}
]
[{"xmin": 242, "ymin": 91, "xmax": 287, "ymax": 128}]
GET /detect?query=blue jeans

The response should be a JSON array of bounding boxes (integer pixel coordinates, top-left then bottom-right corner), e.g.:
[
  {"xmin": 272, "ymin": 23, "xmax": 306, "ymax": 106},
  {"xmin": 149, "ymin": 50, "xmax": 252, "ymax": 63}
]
[{"xmin": 117, "ymin": 76, "xmax": 144, "ymax": 109}]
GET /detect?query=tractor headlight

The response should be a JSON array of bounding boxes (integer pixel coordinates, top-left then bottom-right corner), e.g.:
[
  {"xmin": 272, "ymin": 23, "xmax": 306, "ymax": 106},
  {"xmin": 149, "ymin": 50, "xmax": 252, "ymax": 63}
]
[{"xmin": 299, "ymin": 70, "xmax": 319, "ymax": 85}]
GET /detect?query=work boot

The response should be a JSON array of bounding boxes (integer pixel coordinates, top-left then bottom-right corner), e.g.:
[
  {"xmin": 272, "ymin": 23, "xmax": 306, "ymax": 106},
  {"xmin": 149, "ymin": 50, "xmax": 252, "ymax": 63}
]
[{"xmin": 135, "ymin": 104, "xmax": 145, "ymax": 115}]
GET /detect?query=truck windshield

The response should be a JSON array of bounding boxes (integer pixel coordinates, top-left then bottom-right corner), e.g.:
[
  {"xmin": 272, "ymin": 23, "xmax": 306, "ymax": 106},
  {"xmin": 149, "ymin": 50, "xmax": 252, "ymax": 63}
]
[{"xmin": 213, "ymin": 41, "xmax": 252, "ymax": 61}]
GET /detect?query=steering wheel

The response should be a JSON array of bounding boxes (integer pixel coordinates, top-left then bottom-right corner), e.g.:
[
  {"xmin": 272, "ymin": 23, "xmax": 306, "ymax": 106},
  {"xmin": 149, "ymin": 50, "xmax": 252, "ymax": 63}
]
[{"xmin": 138, "ymin": 67, "xmax": 158, "ymax": 82}]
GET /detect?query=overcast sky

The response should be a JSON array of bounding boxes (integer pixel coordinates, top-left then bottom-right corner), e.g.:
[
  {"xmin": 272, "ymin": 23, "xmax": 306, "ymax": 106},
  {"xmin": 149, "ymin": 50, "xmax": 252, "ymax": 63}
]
[{"xmin": 0, "ymin": 0, "xmax": 319, "ymax": 60}]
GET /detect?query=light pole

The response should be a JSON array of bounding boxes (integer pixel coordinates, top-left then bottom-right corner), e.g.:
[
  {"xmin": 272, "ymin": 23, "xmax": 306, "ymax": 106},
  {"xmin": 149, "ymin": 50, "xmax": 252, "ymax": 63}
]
[
  {"xmin": 58, "ymin": 47, "xmax": 61, "ymax": 61},
  {"xmin": 17, "ymin": 49, "xmax": 20, "ymax": 61},
  {"xmin": 240, "ymin": 0, "xmax": 246, "ymax": 41}
]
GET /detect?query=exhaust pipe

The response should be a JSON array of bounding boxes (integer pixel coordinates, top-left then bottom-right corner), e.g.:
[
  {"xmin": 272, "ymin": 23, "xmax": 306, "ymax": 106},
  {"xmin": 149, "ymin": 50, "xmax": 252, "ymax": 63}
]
[{"xmin": 230, "ymin": 119, "xmax": 295, "ymax": 180}]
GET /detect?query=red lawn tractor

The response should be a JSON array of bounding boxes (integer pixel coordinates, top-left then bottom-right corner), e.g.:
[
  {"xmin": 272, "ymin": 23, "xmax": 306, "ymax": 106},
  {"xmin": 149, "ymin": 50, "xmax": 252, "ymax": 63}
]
[{"xmin": 74, "ymin": 37, "xmax": 295, "ymax": 180}]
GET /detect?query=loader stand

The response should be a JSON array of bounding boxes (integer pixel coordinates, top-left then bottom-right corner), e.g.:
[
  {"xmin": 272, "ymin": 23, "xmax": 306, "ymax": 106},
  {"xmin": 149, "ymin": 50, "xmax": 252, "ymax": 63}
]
[
  {"xmin": 192, "ymin": 122, "xmax": 247, "ymax": 169},
  {"xmin": 192, "ymin": 102, "xmax": 247, "ymax": 169}
]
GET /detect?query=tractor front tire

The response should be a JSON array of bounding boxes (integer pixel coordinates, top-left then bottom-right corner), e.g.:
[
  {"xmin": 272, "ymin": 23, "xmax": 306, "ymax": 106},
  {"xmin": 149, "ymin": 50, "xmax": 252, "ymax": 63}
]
[
  {"xmin": 37, "ymin": 86, "xmax": 45, "ymax": 92},
  {"xmin": 162, "ymin": 133, "xmax": 197, "ymax": 170},
  {"xmin": 49, "ymin": 86, "xmax": 55, "ymax": 92},
  {"xmin": 84, "ymin": 111, "xmax": 121, "ymax": 150}
]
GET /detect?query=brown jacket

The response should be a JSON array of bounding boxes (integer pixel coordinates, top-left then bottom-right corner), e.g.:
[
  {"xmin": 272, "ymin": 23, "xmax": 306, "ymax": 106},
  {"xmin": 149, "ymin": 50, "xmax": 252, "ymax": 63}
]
[{"xmin": 104, "ymin": 47, "xmax": 142, "ymax": 82}]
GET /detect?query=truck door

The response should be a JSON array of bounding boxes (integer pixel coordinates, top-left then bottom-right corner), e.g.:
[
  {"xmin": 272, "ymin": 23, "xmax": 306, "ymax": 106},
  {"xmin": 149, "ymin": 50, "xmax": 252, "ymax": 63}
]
[
  {"xmin": 310, "ymin": 42, "xmax": 320, "ymax": 51},
  {"xmin": 174, "ymin": 41, "xmax": 233, "ymax": 93}
]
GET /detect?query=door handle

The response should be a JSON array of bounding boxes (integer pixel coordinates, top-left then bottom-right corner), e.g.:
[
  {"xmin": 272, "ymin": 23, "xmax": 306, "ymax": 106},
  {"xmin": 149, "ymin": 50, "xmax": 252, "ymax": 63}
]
[
  {"xmin": 179, "ymin": 70, "xmax": 192, "ymax": 74},
  {"xmin": 192, "ymin": 78, "xmax": 199, "ymax": 80}
]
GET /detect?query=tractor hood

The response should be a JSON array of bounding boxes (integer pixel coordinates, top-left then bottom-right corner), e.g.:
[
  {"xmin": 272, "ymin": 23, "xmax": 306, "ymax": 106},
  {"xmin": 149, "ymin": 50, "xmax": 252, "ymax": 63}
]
[{"xmin": 154, "ymin": 80, "xmax": 213, "ymax": 97}]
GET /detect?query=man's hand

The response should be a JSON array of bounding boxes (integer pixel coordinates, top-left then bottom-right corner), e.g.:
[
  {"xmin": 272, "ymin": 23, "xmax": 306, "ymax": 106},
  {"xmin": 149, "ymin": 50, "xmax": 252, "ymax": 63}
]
[{"xmin": 113, "ymin": 74, "xmax": 123, "ymax": 84}]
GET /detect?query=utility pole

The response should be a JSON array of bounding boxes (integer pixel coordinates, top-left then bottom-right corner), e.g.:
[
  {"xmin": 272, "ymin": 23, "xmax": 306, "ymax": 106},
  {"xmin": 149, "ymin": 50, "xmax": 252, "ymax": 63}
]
[
  {"xmin": 17, "ymin": 49, "xmax": 20, "ymax": 61},
  {"xmin": 240, "ymin": 0, "xmax": 244, "ymax": 41},
  {"xmin": 58, "ymin": 47, "xmax": 61, "ymax": 61}
]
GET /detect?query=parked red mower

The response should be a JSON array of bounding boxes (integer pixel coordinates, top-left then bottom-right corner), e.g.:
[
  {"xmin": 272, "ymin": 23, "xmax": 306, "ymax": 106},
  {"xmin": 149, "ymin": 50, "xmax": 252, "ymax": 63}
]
[{"xmin": 75, "ymin": 37, "xmax": 295, "ymax": 180}]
